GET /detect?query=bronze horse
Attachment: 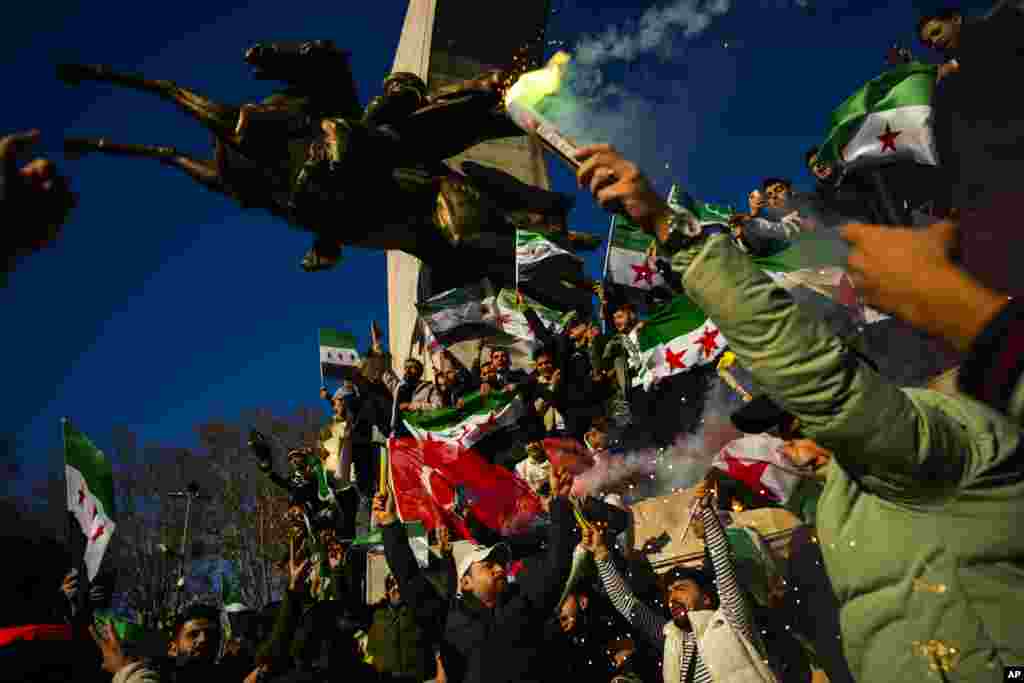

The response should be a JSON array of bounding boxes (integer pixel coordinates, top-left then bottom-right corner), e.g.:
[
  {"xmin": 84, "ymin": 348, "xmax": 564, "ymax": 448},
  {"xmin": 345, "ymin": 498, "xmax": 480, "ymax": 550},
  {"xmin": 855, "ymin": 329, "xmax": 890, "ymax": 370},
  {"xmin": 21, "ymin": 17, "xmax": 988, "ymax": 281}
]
[{"xmin": 56, "ymin": 41, "xmax": 586, "ymax": 292}]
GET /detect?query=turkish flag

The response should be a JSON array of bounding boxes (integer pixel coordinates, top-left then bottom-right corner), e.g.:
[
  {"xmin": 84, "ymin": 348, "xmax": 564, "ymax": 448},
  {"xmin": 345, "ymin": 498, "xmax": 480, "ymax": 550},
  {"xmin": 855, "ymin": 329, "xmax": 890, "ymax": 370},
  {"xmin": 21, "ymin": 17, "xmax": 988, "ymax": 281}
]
[{"xmin": 388, "ymin": 437, "xmax": 544, "ymax": 540}]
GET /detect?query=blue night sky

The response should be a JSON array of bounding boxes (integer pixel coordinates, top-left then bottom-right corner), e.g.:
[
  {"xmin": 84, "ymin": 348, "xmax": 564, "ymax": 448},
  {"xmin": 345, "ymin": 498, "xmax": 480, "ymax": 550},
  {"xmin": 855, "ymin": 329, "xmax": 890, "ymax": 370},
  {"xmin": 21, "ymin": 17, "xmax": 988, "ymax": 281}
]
[{"xmin": 2, "ymin": 0, "xmax": 986, "ymax": 494}]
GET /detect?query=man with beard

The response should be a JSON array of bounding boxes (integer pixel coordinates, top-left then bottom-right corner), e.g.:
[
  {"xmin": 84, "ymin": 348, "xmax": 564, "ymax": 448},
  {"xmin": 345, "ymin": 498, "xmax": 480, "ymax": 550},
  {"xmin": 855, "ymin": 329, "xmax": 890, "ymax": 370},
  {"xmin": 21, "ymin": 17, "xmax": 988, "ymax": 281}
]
[
  {"xmin": 585, "ymin": 482, "xmax": 776, "ymax": 683},
  {"xmin": 374, "ymin": 462, "xmax": 577, "ymax": 683}
]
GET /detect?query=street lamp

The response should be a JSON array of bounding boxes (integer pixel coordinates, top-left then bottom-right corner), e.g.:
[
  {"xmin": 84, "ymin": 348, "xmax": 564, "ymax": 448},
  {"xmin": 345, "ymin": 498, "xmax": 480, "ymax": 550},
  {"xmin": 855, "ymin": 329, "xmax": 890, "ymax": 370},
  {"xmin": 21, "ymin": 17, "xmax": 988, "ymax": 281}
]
[{"xmin": 167, "ymin": 481, "xmax": 204, "ymax": 614}]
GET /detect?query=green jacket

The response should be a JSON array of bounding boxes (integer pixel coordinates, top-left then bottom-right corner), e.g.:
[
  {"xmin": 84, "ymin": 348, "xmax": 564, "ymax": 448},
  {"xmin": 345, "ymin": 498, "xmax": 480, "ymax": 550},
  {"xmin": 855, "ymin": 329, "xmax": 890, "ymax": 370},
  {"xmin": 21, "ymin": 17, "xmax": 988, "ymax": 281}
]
[
  {"xmin": 366, "ymin": 601, "xmax": 434, "ymax": 680},
  {"xmin": 665, "ymin": 233, "xmax": 1024, "ymax": 681}
]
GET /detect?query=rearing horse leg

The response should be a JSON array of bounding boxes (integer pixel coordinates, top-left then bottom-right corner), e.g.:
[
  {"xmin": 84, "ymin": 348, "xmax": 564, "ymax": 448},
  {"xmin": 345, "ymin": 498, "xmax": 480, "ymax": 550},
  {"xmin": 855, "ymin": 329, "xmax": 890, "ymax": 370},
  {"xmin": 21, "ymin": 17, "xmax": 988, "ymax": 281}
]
[
  {"xmin": 57, "ymin": 64, "xmax": 241, "ymax": 146},
  {"xmin": 64, "ymin": 137, "xmax": 228, "ymax": 196}
]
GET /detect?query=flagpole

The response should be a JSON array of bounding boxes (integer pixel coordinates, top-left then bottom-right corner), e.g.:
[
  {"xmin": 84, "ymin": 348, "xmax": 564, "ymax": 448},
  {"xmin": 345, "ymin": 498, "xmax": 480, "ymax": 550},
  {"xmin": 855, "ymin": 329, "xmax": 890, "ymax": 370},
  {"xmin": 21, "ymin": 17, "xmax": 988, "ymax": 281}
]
[
  {"xmin": 600, "ymin": 215, "xmax": 617, "ymax": 336},
  {"xmin": 61, "ymin": 417, "xmax": 73, "ymax": 570},
  {"xmin": 317, "ymin": 329, "xmax": 324, "ymax": 389},
  {"xmin": 601, "ymin": 215, "xmax": 614, "ymax": 285}
]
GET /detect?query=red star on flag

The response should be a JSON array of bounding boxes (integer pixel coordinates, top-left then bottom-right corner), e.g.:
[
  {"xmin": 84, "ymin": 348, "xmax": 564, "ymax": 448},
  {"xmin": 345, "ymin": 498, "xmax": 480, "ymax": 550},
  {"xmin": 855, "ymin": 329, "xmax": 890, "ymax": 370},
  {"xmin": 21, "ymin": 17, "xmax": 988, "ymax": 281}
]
[
  {"xmin": 78, "ymin": 486, "xmax": 86, "ymax": 507},
  {"xmin": 665, "ymin": 346, "xmax": 688, "ymax": 370},
  {"xmin": 631, "ymin": 260, "xmax": 657, "ymax": 286},
  {"xmin": 696, "ymin": 327, "xmax": 721, "ymax": 358},
  {"xmin": 877, "ymin": 123, "xmax": 901, "ymax": 153},
  {"xmin": 89, "ymin": 525, "xmax": 106, "ymax": 543},
  {"xmin": 721, "ymin": 454, "xmax": 773, "ymax": 499}
]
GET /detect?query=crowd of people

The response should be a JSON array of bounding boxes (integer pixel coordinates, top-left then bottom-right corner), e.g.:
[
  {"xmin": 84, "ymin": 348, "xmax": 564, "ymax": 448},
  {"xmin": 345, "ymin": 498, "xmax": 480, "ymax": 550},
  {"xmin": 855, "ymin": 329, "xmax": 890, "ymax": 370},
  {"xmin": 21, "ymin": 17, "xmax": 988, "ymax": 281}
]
[{"xmin": 5, "ymin": 3, "xmax": 1024, "ymax": 682}]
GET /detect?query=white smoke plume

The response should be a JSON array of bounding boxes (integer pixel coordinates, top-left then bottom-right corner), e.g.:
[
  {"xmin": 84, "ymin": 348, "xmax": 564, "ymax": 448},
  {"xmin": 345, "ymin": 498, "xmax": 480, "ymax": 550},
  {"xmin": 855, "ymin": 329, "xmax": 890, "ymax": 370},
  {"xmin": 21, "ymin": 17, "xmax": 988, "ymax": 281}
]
[
  {"xmin": 574, "ymin": 0, "xmax": 732, "ymax": 66},
  {"xmin": 528, "ymin": 2, "xmax": 734, "ymax": 193},
  {"xmin": 573, "ymin": 377, "xmax": 745, "ymax": 500}
]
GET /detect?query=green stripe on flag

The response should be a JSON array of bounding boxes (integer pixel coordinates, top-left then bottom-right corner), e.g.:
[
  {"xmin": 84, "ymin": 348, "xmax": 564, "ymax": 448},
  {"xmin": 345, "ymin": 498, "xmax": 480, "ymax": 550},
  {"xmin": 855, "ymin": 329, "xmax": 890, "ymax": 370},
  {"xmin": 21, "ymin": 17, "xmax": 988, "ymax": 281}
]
[
  {"xmin": 319, "ymin": 328, "xmax": 358, "ymax": 350},
  {"xmin": 817, "ymin": 61, "xmax": 937, "ymax": 166},
  {"xmin": 637, "ymin": 295, "xmax": 711, "ymax": 352},
  {"xmin": 496, "ymin": 289, "xmax": 574, "ymax": 326},
  {"xmin": 63, "ymin": 422, "xmax": 116, "ymax": 518},
  {"xmin": 611, "ymin": 217, "xmax": 656, "ymax": 252},
  {"xmin": 351, "ymin": 521, "xmax": 426, "ymax": 546},
  {"xmin": 403, "ymin": 390, "xmax": 517, "ymax": 431},
  {"xmin": 516, "ymin": 230, "xmax": 547, "ymax": 246}
]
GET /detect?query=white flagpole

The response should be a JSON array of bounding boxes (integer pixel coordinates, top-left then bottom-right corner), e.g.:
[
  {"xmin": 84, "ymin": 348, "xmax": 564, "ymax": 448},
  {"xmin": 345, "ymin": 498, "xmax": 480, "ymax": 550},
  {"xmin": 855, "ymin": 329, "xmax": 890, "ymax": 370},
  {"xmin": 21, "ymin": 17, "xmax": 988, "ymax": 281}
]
[
  {"xmin": 601, "ymin": 215, "xmax": 615, "ymax": 284},
  {"xmin": 317, "ymin": 329, "xmax": 325, "ymax": 388}
]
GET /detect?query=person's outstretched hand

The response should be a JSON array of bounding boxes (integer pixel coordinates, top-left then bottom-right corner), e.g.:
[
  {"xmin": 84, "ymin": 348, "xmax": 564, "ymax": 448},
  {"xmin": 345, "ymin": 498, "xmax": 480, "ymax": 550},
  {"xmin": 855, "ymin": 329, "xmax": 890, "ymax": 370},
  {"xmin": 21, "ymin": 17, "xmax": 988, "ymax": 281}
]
[
  {"xmin": 61, "ymin": 569, "xmax": 79, "ymax": 602},
  {"xmin": 2, "ymin": 130, "xmax": 76, "ymax": 266},
  {"xmin": 580, "ymin": 520, "xmax": 610, "ymax": 561},
  {"xmin": 550, "ymin": 465, "xmax": 574, "ymax": 500},
  {"xmin": 842, "ymin": 221, "xmax": 1007, "ymax": 352},
  {"xmin": 288, "ymin": 537, "xmax": 311, "ymax": 592},
  {"xmin": 89, "ymin": 622, "xmax": 135, "ymax": 675},
  {"xmin": 573, "ymin": 144, "xmax": 671, "ymax": 235},
  {"xmin": 373, "ymin": 490, "xmax": 397, "ymax": 526}
]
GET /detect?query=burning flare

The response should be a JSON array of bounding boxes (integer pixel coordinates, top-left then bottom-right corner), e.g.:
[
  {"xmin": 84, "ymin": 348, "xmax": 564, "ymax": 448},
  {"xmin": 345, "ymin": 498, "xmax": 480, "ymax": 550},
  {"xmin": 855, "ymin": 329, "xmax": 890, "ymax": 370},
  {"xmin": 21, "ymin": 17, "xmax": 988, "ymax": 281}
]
[
  {"xmin": 503, "ymin": 52, "xmax": 581, "ymax": 170},
  {"xmin": 504, "ymin": 51, "xmax": 572, "ymax": 110}
]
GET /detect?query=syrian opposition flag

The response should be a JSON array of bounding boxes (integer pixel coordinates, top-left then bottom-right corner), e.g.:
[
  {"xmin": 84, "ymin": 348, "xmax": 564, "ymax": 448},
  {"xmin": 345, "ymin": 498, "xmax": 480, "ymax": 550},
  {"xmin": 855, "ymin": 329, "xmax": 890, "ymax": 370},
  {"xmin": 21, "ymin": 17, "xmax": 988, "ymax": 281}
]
[
  {"xmin": 352, "ymin": 521, "xmax": 431, "ymax": 568},
  {"xmin": 636, "ymin": 295, "xmax": 726, "ymax": 389},
  {"xmin": 403, "ymin": 389, "xmax": 526, "ymax": 451},
  {"xmin": 816, "ymin": 61, "xmax": 939, "ymax": 170},
  {"xmin": 387, "ymin": 436, "xmax": 544, "ymax": 539},
  {"xmin": 64, "ymin": 420, "xmax": 116, "ymax": 580},
  {"xmin": 712, "ymin": 434, "xmax": 803, "ymax": 505},
  {"xmin": 667, "ymin": 184, "xmax": 734, "ymax": 227},
  {"xmin": 516, "ymin": 229, "xmax": 584, "ymax": 285},
  {"xmin": 319, "ymin": 328, "xmax": 361, "ymax": 380},
  {"xmin": 416, "ymin": 280, "xmax": 502, "ymax": 348},
  {"xmin": 492, "ymin": 289, "xmax": 576, "ymax": 346},
  {"xmin": 606, "ymin": 214, "xmax": 669, "ymax": 292}
]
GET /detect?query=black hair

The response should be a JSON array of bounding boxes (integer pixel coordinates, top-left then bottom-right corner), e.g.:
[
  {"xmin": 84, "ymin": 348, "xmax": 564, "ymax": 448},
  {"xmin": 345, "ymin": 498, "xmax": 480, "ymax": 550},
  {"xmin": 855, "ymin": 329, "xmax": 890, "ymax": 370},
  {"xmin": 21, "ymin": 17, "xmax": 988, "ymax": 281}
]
[
  {"xmin": 612, "ymin": 301, "xmax": 636, "ymax": 314},
  {"xmin": 761, "ymin": 177, "xmax": 793, "ymax": 192},
  {"xmin": 917, "ymin": 7, "xmax": 963, "ymax": 37},
  {"xmin": 661, "ymin": 566, "xmax": 719, "ymax": 610},
  {"xmin": 532, "ymin": 346, "xmax": 555, "ymax": 362},
  {"xmin": 173, "ymin": 603, "xmax": 222, "ymax": 638},
  {"xmin": 804, "ymin": 147, "xmax": 820, "ymax": 166}
]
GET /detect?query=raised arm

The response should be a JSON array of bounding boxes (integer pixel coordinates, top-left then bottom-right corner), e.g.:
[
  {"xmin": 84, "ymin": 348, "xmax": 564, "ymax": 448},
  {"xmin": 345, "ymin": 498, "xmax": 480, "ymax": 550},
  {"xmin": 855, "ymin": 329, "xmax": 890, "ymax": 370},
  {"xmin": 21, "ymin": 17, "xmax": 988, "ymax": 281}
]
[
  {"xmin": 515, "ymin": 468, "xmax": 578, "ymax": 615},
  {"xmin": 374, "ymin": 491, "xmax": 448, "ymax": 630},
  {"xmin": 556, "ymin": 138, "xmax": 1012, "ymax": 499},
  {"xmin": 696, "ymin": 486, "xmax": 757, "ymax": 646},
  {"xmin": 584, "ymin": 522, "xmax": 667, "ymax": 648}
]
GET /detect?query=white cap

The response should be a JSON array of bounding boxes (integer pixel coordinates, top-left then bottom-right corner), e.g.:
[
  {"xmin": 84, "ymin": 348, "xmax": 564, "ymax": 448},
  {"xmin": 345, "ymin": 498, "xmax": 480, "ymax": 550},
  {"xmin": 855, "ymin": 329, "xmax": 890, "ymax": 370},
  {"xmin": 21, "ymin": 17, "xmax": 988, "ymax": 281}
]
[{"xmin": 454, "ymin": 543, "xmax": 510, "ymax": 591}]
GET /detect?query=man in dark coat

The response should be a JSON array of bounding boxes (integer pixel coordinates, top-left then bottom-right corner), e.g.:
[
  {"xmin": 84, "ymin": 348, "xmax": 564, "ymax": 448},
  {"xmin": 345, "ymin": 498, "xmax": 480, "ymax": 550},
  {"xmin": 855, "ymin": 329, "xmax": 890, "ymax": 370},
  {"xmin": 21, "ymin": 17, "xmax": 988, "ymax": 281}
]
[{"xmin": 374, "ymin": 464, "xmax": 578, "ymax": 683}]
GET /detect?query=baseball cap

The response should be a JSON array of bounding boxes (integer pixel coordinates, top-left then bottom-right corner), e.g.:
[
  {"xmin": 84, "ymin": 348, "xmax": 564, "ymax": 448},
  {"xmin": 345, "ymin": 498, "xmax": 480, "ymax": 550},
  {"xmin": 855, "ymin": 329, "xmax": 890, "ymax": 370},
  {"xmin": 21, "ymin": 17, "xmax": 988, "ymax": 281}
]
[{"xmin": 455, "ymin": 543, "xmax": 510, "ymax": 590}]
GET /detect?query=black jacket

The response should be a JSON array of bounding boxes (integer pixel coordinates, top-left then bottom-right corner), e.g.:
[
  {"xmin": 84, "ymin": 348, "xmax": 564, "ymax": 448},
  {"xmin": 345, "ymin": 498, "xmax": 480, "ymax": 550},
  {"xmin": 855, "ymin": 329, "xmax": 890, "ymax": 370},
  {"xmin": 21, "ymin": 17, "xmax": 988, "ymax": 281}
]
[{"xmin": 383, "ymin": 497, "xmax": 578, "ymax": 683}]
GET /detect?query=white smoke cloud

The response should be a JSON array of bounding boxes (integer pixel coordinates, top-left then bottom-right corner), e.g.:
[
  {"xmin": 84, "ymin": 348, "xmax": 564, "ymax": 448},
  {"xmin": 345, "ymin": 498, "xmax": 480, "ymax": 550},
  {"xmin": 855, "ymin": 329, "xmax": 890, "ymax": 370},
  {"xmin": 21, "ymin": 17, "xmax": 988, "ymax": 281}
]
[
  {"xmin": 574, "ymin": 0, "xmax": 731, "ymax": 66},
  {"xmin": 573, "ymin": 377, "xmax": 745, "ymax": 500}
]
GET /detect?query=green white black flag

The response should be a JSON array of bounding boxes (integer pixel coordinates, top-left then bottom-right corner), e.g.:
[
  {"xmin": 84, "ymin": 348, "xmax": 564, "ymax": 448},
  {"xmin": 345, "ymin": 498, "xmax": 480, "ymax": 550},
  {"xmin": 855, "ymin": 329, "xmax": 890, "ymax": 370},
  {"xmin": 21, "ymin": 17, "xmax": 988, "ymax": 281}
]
[
  {"xmin": 319, "ymin": 329, "xmax": 361, "ymax": 380},
  {"xmin": 64, "ymin": 420, "xmax": 116, "ymax": 580},
  {"xmin": 817, "ymin": 62, "xmax": 939, "ymax": 169}
]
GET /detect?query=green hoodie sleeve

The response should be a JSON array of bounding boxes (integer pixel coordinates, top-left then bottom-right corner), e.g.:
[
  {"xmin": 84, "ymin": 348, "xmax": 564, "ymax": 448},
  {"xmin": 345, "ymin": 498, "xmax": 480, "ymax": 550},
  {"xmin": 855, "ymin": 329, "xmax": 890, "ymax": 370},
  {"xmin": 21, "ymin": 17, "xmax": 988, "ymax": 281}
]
[{"xmin": 668, "ymin": 233, "xmax": 1018, "ymax": 502}]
